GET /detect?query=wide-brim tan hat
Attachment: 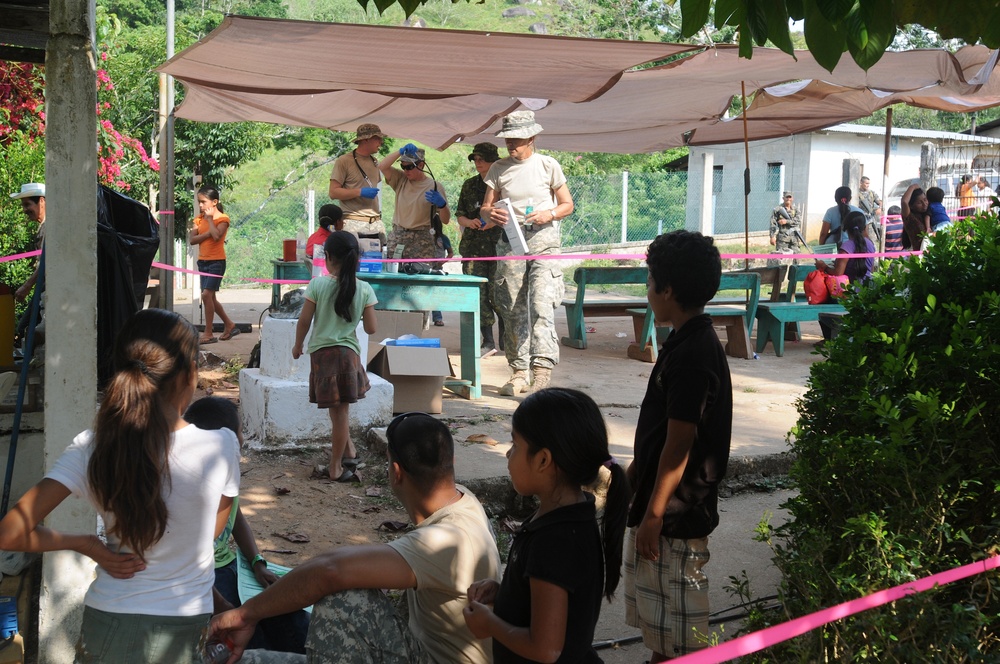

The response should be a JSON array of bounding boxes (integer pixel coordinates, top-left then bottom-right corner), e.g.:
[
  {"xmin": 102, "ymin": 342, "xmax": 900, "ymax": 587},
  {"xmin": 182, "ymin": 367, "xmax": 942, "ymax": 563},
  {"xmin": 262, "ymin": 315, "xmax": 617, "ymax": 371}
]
[
  {"xmin": 354, "ymin": 123, "xmax": 386, "ymax": 143},
  {"xmin": 10, "ymin": 183, "xmax": 45, "ymax": 199},
  {"xmin": 495, "ymin": 111, "xmax": 544, "ymax": 139}
]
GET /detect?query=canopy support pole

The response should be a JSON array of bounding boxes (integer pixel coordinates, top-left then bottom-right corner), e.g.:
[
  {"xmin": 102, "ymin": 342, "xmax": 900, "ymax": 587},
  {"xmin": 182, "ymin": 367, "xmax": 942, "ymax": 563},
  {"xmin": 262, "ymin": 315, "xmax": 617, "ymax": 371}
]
[
  {"xmin": 881, "ymin": 107, "xmax": 893, "ymax": 255},
  {"xmin": 741, "ymin": 81, "xmax": 750, "ymax": 270}
]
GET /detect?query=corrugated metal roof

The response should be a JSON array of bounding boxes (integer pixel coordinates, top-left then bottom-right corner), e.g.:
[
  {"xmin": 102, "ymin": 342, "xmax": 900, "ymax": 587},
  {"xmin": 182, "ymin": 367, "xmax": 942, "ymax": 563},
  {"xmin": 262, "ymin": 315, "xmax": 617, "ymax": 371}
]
[{"xmin": 823, "ymin": 123, "xmax": 1000, "ymax": 144}]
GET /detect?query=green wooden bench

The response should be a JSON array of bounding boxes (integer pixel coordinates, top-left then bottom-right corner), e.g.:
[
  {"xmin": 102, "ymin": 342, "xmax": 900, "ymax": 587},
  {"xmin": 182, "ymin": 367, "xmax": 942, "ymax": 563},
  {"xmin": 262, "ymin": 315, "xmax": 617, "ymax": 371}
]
[
  {"xmin": 755, "ymin": 261, "xmax": 846, "ymax": 357},
  {"xmin": 560, "ymin": 266, "xmax": 649, "ymax": 349},
  {"xmin": 755, "ymin": 302, "xmax": 846, "ymax": 356},
  {"xmin": 626, "ymin": 271, "xmax": 762, "ymax": 362}
]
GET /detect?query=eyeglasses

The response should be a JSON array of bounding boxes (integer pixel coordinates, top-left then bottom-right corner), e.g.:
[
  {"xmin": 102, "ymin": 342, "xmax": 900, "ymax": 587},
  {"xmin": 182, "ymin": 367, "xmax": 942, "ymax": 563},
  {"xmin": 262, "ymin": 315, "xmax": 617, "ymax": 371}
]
[
  {"xmin": 386, "ymin": 411, "xmax": 429, "ymax": 469},
  {"xmin": 401, "ymin": 163, "xmax": 419, "ymax": 171}
]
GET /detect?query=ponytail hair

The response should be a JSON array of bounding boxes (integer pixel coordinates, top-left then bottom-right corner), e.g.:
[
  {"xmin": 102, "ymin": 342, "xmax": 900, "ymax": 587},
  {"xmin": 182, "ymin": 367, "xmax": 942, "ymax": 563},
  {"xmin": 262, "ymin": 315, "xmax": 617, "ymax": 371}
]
[
  {"xmin": 512, "ymin": 388, "xmax": 631, "ymax": 601},
  {"xmin": 198, "ymin": 184, "xmax": 224, "ymax": 213},
  {"xmin": 842, "ymin": 211, "xmax": 869, "ymax": 281},
  {"xmin": 324, "ymin": 231, "xmax": 360, "ymax": 322},
  {"xmin": 88, "ymin": 309, "xmax": 199, "ymax": 557},
  {"xmin": 834, "ymin": 186, "xmax": 852, "ymax": 224},
  {"xmin": 318, "ymin": 204, "xmax": 343, "ymax": 231}
]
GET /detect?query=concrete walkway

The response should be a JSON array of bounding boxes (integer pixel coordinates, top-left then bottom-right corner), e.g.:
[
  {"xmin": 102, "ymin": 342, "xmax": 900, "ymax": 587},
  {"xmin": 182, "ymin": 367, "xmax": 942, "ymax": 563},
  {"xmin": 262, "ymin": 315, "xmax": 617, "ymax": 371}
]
[{"xmin": 191, "ymin": 286, "xmax": 819, "ymax": 662}]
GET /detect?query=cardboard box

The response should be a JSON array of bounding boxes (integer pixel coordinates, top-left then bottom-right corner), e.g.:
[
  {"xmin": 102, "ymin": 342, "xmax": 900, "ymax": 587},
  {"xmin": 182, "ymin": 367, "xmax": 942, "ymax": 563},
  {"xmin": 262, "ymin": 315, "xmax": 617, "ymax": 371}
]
[
  {"xmin": 368, "ymin": 311, "xmax": 425, "ymax": 363},
  {"xmin": 367, "ymin": 345, "xmax": 454, "ymax": 414}
]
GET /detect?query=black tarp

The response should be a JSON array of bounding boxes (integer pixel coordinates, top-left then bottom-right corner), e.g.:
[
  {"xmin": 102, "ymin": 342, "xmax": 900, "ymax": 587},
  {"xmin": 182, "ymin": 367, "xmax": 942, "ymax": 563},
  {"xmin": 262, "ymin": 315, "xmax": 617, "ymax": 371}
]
[{"xmin": 96, "ymin": 186, "xmax": 159, "ymax": 386}]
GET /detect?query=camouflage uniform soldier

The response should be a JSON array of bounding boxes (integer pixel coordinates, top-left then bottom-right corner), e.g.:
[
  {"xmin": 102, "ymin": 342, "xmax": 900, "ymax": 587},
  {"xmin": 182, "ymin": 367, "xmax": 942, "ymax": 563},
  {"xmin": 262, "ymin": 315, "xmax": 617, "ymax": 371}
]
[
  {"xmin": 456, "ymin": 142, "xmax": 505, "ymax": 356},
  {"xmin": 770, "ymin": 191, "xmax": 801, "ymax": 252},
  {"xmin": 482, "ymin": 111, "xmax": 575, "ymax": 395},
  {"xmin": 209, "ymin": 414, "xmax": 501, "ymax": 664},
  {"xmin": 857, "ymin": 176, "xmax": 882, "ymax": 244},
  {"xmin": 379, "ymin": 147, "xmax": 449, "ymax": 268}
]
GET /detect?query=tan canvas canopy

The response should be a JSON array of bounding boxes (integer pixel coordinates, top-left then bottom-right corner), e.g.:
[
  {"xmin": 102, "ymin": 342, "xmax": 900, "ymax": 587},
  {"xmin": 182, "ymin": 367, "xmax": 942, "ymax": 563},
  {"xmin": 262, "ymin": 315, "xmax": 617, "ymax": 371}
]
[{"xmin": 159, "ymin": 17, "xmax": 1000, "ymax": 153}]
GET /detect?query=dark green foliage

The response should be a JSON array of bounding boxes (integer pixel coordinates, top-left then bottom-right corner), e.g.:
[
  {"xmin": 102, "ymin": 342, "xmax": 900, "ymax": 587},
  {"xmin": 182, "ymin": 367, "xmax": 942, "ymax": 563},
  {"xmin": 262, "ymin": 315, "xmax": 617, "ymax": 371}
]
[
  {"xmin": 749, "ymin": 213, "xmax": 1000, "ymax": 660},
  {"xmin": 0, "ymin": 132, "xmax": 44, "ymax": 312}
]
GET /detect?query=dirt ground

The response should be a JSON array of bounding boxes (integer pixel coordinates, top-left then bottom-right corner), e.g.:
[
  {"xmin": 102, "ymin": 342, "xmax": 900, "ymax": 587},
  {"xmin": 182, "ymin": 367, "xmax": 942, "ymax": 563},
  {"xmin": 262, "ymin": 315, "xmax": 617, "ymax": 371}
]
[
  {"xmin": 185, "ymin": 283, "xmax": 818, "ymax": 573},
  {"xmin": 190, "ymin": 299, "xmax": 412, "ymax": 568}
]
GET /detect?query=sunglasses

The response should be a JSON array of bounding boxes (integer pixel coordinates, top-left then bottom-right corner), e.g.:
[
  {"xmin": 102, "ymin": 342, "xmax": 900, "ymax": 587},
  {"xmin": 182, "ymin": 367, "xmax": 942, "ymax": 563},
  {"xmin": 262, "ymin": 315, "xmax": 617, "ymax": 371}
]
[{"xmin": 401, "ymin": 163, "xmax": 420, "ymax": 171}]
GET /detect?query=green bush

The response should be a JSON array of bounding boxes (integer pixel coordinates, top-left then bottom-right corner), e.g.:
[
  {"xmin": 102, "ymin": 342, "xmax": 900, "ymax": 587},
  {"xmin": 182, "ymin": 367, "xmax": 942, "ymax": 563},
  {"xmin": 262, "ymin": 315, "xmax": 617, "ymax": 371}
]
[{"xmin": 752, "ymin": 212, "xmax": 1000, "ymax": 661}]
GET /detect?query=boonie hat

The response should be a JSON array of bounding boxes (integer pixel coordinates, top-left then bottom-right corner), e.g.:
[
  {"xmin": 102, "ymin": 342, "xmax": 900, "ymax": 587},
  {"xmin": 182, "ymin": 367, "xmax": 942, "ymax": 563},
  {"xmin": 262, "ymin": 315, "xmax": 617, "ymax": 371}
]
[
  {"xmin": 468, "ymin": 142, "xmax": 500, "ymax": 162},
  {"xmin": 10, "ymin": 183, "xmax": 45, "ymax": 199},
  {"xmin": 354, "ymin": 123, "xmax": 386, "ymax": 143},
  {"xmin": 400, "ymin": 149, "xmax": 426, "ymax": 165},
  {"xmin": 495, "ymin": 111, "xmax": 544, "ymax": 139}
]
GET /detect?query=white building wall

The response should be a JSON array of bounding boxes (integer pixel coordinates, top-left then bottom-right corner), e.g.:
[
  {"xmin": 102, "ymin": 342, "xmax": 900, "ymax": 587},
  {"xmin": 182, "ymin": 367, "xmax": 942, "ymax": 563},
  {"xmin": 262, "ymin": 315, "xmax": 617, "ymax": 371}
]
[
  {"xmin": 686, "ymin": 125, "xmax": 974, "ymax": 242},
  {"xmin": 687, "ymin": 134, "xmax": 812, "ymax": 239},
  {"xmin": 806, "ymin": 131, "xmax": 927, "ymax": 236}
]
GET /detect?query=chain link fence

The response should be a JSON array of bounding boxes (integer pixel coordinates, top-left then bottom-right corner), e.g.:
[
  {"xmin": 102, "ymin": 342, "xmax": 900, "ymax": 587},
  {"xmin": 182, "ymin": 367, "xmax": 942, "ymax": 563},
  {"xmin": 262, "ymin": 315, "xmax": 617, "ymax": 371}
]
[{"xmin": 218, "ymin": 170, "xmax": 690, "ymax": 285}]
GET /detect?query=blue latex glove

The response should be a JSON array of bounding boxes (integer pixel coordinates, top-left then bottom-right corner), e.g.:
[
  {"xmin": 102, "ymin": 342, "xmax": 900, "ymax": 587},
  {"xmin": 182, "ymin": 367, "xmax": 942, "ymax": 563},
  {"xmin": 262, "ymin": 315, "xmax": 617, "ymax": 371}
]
[
  {"xmin": 425, "ymin": 189, "xmax": 447, "ymax": 208},
  {"xmin": 399, "ymin": 143, "xmax": 418, "ymax": 157},
  {"xmin": 360, "ymin": 187, "xmax": 379, "ymax": 199}
]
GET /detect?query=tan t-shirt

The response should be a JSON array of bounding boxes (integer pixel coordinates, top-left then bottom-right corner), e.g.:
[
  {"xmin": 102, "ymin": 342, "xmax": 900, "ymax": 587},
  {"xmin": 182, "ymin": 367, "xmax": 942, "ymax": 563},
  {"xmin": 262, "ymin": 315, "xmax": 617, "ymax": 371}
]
[
  {"xmin": 485, "ymin": 153, "xmax": 567, "ymax": 253},
  {"xmin": 385, "ymin": 169, "xmax": 447, "ymax": 230},
  {"xmin": 386, "ymin": 486, "xmax": 501, "ymax": 664},
  {"xmin": 330, "ymin": 151, "xmax": 381, "ymax": 218}
]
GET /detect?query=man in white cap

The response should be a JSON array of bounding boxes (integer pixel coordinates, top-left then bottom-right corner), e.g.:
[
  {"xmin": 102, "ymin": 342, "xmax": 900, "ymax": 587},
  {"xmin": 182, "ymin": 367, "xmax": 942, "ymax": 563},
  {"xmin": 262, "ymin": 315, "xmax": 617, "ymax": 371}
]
[
  {"xmin": 9, "ymin": 183, "xmax": 46, "ymax": 345},
  {"xmin": 329, "ymin": 124, "xmax": 387, "ymax": 244},
  {"xmin": 481, "ymin": 111, "xmax": 574, "ymax": 395}
]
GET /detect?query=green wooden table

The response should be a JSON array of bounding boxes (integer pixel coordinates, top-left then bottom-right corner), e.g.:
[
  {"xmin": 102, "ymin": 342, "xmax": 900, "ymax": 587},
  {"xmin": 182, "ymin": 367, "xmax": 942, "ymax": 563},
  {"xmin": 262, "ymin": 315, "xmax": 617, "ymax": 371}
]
[
  {"xmin": 268, "ymin": 266, "xmax": 486, "ymax": 399},
  {"xmin": 360, "ymin": 272, "xmax": 486, "ymax": 400},
  {"xmin": 270, "ymin": 260, "xmax": 311, "ymax": 310}
]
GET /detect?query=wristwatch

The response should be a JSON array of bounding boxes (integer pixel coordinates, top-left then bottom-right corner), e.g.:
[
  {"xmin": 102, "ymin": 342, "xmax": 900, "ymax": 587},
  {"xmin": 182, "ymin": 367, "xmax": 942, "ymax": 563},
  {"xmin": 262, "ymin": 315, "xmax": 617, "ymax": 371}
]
[
  {"xmin": 550, "ymin": 208, "xmax": 560, "ymax": 222},
  {"xmin": 251, "ymin": 554, "xmax": 267, "ymax": 568}
]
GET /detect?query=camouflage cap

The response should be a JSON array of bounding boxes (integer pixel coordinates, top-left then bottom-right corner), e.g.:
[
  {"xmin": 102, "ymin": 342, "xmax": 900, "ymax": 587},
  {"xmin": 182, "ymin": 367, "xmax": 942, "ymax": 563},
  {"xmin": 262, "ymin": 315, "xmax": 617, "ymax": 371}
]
[
  {"xmin": 495, "ymin": 111, "xmax": 543, "ymax": 139},
  {"xmin": 354, "ymin": 123, "xmax": 386, "ymax": 143},
  {"xmin": 468, "ymin": 142, "xmax": 500, "ymax": 162},
  {"xmin": 400, "ymin": 149, "xmax": 426, "ymax": 165}
]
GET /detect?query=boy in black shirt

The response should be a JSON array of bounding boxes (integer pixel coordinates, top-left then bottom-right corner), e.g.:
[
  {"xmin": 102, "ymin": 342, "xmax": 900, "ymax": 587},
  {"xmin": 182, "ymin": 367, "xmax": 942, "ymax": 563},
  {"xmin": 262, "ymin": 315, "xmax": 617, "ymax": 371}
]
[{"xmin": 625, "ymin": 230, "xmax": 733, "ymax": 661}]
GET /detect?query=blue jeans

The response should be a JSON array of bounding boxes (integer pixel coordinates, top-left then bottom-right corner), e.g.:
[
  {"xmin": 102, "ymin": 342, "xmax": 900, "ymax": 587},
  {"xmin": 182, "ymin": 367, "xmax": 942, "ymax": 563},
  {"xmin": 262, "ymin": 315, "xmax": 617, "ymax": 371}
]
[{"xmin": 215, "ymin": 560, "xmax": 310, "ymax": 653}]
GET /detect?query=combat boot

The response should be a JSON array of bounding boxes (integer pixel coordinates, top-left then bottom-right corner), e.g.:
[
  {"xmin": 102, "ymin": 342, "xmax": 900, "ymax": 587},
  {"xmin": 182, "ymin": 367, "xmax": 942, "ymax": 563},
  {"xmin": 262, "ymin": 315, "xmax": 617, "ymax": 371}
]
[
  {"xmin": 500, "ymin": 369, "xmax": 529, "ymax": 396},
  {"xmin": 531, "ymin": 367, "xmax": 552, "ymax": 391},
  {"xmin": 480, "ymin": 326, "xmax": 497, "ymax": 358}
]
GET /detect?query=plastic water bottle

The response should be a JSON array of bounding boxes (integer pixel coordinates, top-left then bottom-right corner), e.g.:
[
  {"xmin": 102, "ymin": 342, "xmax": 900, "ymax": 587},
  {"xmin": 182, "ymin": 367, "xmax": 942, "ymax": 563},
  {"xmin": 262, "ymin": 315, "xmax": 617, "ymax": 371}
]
[
  {"xmin": 203, "ymin": 639, "xmax": 231, "ymax": 664},
  {"xmin": 524, "ymin": 198, "xmax": 534, "ymax": 231},
  {"xmin": 296, "ymin": 230, "xmax": 306, "ymax": 262},
  {"xmin": 312, "ymin": 244, "xmax": 326, "ymax": 278}
]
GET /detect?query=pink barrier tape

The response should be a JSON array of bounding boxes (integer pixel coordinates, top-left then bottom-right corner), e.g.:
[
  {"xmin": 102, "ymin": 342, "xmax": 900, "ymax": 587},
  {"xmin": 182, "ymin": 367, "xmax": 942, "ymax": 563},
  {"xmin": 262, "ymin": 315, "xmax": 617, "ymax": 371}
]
[
  {"xmin": 668, "ymin": 554, "xmax": 1000, "ymax": 664},
  {"xmin": 146, "ymin": 247, "xmax": 924, "ymax": 287},
  {"xmin": 0, "ymin": 249, "xmax": 41, "ymax": 264}
]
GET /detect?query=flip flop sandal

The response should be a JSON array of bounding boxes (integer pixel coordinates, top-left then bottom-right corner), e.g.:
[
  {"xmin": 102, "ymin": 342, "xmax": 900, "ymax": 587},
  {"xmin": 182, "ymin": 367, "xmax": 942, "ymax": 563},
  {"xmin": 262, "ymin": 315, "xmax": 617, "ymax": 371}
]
[
  {"xmin": 220, "ymin": 328, "xmax": 241, "ymax": 341},
  {"xmin": 342, "ymin": 457, "xmax": 366, "ymax": 470},
  {"xmin": 200, "ymin": 337, "xmax": 219, "ymax": 345},
  {"xmin": 333, "ymin": 468, "xmax": 361, "ymax": 483}
]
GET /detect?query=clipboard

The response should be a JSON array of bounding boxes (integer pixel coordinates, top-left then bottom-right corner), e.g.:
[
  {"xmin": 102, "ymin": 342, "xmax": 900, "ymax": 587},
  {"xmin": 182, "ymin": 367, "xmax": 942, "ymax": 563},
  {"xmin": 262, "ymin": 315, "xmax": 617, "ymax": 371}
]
[{"xmin": 495, "ymin": 198, "xmax": 530, "ymax": 256}]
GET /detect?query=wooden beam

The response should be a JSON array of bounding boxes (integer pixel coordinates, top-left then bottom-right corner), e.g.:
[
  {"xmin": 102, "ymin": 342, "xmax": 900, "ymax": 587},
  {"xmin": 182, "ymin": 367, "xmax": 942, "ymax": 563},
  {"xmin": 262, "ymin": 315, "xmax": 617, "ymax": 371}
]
[
  {"xmin": 0, "ymin": 44, "xmax": 45, "ymax": 64},
  {"xmin": 0, "ymin": 4, "xmax": 49, "ymax": 33}
]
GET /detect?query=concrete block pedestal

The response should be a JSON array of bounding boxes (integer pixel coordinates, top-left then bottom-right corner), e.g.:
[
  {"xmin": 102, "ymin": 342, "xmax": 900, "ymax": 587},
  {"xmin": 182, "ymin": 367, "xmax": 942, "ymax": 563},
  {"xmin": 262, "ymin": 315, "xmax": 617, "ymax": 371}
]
[{"xmin": 241, "ymin": 317, "xmax": 393, "ymax": 448}]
